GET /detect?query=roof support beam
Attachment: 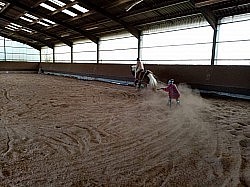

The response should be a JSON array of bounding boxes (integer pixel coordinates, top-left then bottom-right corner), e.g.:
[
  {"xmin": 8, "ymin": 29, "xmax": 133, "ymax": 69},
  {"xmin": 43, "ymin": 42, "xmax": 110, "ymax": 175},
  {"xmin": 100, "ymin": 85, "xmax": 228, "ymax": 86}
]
[
  {"xmin": 0, "ymin": 26, "xmax": 54, "ymax": 48},
  {"xmin": 107, "ymin": 0, "xmax": 135, "ymax": 9},
  {"xmin": 31, "ymin": 0, "xmax": 48, "ymax": 8},
  {"xmin": 195, "ymin": 0, "xmax": 230, "ymax": 8},
  {"xmin": 77, "ymin": 0, "xmax": 141, "ymax": 38},
  {"xmin": 0, "ymin": 33, "xmax": 41, "ymax": 50},
  {"xmin": 211, "ymin": 26, "xmax": 218, "ymax": 65},
  {"xmin": 190, "ymin": 0, "xmax": 218, "ymax": 30},
  {"xmin": 84, "ymin": 1, "xmax": 190, "ymax": 30},
  {"xmin": 199, "ymin": 6, "xmax": 218, "ymax": 30},
  {"xmin": 0, "ymin": 14, "xmax": 73, "ymax": 47},
  {"xmin": 4, "ymin": 0, "xmax": 99, "ymax": 43}
]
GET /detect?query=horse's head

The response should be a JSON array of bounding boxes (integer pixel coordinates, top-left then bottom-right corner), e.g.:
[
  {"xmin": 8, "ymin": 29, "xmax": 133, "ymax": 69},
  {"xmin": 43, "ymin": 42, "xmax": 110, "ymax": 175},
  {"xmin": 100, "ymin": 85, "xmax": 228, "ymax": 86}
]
[
  {"xmin": 131, "ymin": 65, "xmax": 136, "ymax": 76},
  {"xmin": 131, "ymin": 65, "xmax": 136, "ymax": 72}
]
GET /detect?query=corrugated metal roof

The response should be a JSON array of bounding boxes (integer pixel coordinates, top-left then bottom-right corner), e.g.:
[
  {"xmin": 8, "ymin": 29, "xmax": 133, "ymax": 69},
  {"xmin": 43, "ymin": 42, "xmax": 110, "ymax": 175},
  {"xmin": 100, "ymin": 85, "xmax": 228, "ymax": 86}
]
[{"xmin": 0, "ymin": 0, "xmax": 249, "ymax": 49}]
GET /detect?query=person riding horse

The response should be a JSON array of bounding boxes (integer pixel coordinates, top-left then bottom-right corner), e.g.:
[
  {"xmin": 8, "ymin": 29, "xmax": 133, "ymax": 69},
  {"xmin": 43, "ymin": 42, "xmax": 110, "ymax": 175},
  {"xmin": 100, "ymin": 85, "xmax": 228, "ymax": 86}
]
[
  {"xmin": 134, "ymin": 58, "xmax": 145, "ymax": 87},
  {"xmin": 131, "ymin": 58, "xmax": 157, "ymax": 91}
]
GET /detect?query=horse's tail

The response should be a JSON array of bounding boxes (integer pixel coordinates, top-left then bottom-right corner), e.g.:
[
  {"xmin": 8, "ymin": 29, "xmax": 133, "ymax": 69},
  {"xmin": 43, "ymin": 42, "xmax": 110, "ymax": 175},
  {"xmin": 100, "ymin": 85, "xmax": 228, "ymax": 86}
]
[{"xmin": 147, "ymin": 73, "xmax": 158, "ymax": 91}]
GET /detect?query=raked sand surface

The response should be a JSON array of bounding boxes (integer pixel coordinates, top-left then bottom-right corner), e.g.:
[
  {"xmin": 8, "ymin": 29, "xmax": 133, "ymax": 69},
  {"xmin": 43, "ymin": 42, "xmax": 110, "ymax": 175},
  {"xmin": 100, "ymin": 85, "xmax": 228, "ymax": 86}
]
[{"xmin": 0, "ymin": 74, "xmax": 249, "ymax": 186}]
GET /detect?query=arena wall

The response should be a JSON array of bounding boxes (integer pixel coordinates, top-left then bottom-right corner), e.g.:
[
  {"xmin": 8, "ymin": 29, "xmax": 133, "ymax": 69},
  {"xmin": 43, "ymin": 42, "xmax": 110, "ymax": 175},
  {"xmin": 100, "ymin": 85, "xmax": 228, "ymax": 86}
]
[
  {"xmin": 0, "ymin": 62, "xmax": 249, "ymax": 96},
  {"xmin": 0, "ymin": 62, "xmax": 39, "ymax": 71}
]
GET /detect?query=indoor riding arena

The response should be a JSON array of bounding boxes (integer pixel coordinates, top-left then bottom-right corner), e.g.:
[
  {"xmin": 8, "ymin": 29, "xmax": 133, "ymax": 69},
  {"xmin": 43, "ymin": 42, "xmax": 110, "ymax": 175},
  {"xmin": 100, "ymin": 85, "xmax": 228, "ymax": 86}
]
[{"xmin": 0, "ymin": 0, "xmax": 250, "ymax": 186}]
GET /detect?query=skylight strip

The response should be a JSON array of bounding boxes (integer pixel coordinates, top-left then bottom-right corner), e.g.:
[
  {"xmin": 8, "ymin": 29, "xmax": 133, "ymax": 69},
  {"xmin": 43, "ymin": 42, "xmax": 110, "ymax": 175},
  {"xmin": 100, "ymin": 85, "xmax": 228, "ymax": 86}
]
[
  {"xmin": 5, "ymin": 26, "xmax": 15, "ymax": 31},
  {"xmin": 21, "ymin": 28, "xmax": 32, "ymax": 33},
  {"xmin": 86, "ymin": 26, "xmax": 98, "ymax": 31},
  {"xmin": 7, "ymin": 24, "xmax": 20, "ymax": 30},
  {"xmin": 20, "ymin": 16, "xmax": 33, "ymax": 22},
  {"xmin": 0, "ymin": 2, "xmax": 5, "ymax": 6},
  {"xmin": 40, "ymin": 3, "xmax": 56, "ymax": 11},
  {"xmin": 43, "ymin": 18, "xmax": 56, "ymax": 25},
  {"xmin": 24, "ymin": 13, "xmax": 39, "ymax": 20},
  {"xmin": 62, "ymin": 9, "xmax": 77, "ymax": 17},
  {"xmin": 10, "ymin": 23, "xmax": 22, "ymax": 28},
  {"xmin": 72, "ymin": 4, "xmax": 88, "ymax": 13},
  {"xmin": 48, "ymin": 0, "xmax": 65, "ymax": 7},
  {"xmin": 37, "ymin": 21, "xmax": 50, "ymax": 27}
]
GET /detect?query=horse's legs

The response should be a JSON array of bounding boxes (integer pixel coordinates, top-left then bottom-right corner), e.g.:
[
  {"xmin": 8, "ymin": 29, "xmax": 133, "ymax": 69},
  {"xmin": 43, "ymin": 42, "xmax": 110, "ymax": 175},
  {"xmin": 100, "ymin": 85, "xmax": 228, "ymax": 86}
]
[
  {"xmin": 138, "ymin": 81, "xmax": 142, "ymax": 89},
  {"xmin": 134, "ymin": 79, "xmax": 138, "ymax": 86}
]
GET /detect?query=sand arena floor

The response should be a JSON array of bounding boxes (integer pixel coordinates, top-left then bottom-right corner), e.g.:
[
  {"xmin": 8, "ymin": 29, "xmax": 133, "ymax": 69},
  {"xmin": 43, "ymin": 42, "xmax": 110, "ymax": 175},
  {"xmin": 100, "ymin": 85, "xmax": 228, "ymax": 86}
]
[{"xmin": 0, "ymin": 74, "xmax": 249, "ymax": 186}]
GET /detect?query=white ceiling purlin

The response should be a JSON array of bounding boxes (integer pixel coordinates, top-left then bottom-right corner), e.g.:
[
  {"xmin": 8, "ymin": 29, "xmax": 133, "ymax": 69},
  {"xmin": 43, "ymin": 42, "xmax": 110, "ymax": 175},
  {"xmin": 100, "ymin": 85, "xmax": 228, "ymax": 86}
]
[
  {"xmin": 106, "ymin": 0, "xmax": 136, "ymax": 9},
  {"xmin": 195, "ymin": 0, "xmax": 230, "ymax": 8}
]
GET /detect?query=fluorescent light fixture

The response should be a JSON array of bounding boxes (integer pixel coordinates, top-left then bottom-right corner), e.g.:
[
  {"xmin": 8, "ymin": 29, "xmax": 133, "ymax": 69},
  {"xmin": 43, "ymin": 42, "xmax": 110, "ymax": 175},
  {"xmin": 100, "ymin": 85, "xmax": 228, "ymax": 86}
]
[
  {"xmin": 72, "ymin": 4, "xmax": 88, "ymax": 13},
  {"xmin": 40, "ymin": 3, "xmax": 56, "ymax": 11},
  {"xmin": 0, "ymin": 2, "xmax": 5, "ymax": 6},
  {"xmin": 48, "ymin": 0, "xmax": 65, "ymax": 7},
  {"xmin": 20, "ymin": 16, "xmax": 33, "ymax": 22},
  {"xmin": 62, "ymin": 9, "xmax": 77, "ymax": 17}
]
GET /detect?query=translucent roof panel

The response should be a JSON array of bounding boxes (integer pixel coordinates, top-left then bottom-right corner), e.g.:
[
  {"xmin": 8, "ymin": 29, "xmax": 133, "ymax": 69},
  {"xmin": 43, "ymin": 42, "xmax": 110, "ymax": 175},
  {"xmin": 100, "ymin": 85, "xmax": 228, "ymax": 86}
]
[
  {"xmin": 25, "ymin": 13, "xmax": 39, "ymax": 20},
  {"xmin": 43, "ymin": 18, "xmax": 56, "ymax": 25},
  {"xmin": 48, "ymin": 0, "xmax": 65, "ymax": 7},
  {"xmin": 20, "ymin": 16, "xmax": 33, "ymax": 22},
  {"xmin": 21, "ymin": 28, "xmax": 33, "ymax": 33},
  {"xmin": 72, "ymin": 4, "xmax": 89, "ymax": 14},
  {"xmin": 37, "ymin": 21, "xmax": 50, "ymax": 27},
  {"xmin": 40, "ymin": 3, "xmax": 56, "ymax": 11},
  {"xmin": 62, "ymin": 9, "xmax": 77, "ymax": 17}
]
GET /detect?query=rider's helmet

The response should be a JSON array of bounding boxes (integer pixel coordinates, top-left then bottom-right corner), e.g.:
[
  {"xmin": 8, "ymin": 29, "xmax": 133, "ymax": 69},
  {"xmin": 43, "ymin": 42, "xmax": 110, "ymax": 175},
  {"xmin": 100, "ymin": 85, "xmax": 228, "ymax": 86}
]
[{"xmin": 168, "ymin": 79, "xmax": 174, "ymax": 85}]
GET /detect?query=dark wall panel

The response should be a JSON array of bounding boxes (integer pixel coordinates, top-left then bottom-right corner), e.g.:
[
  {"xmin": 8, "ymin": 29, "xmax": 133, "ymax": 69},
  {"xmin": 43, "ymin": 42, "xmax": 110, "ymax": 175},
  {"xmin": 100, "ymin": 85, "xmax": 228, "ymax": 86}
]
[
  {"xmin": 40, "ymin": 63, "xmax": 133, "ymax": 81},
  {"xmin": 0, "ymin": 62, "xmax": 39, "ymax": 71},
  {"xmin": 40, "ymin": 63, "xmax": 250, "ymax": 95},
  {"xmin": 0, "ymin": 62, "xmax": 249, "ymax": 96}
]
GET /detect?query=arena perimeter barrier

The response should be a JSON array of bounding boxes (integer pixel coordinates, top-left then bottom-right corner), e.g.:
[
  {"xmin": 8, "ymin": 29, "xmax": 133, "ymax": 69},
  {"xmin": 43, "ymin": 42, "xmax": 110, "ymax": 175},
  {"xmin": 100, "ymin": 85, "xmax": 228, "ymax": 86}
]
[
  {"xmin": 0, "ymin": 62, "xmax": 249, "ymax": 100},
  {"xmin": 39, "ymin": 63, "xmax": 250, "ymax": 100}
]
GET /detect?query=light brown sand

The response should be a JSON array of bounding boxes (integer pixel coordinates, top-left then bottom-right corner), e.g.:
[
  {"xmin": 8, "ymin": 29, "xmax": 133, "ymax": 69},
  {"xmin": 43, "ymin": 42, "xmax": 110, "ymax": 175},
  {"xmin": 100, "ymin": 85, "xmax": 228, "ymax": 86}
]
[{"xmin": 0, "ymin": 74, "xmax": 249, "ymax": 186}]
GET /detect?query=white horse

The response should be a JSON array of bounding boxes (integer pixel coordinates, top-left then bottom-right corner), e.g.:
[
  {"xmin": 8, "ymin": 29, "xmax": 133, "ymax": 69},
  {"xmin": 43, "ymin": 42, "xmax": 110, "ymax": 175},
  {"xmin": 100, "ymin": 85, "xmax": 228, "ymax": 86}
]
[{"xmin": 130, "ymin": 64, "xmax": 158, "ymax": 91}]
